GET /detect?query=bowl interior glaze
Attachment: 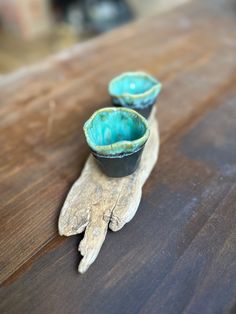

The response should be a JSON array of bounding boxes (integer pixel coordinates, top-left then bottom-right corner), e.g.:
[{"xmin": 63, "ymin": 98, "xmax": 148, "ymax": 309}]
[
  {"xmin": 109, "ymin": 72, "xmax": 161, "ymax": 98},
  {"xmin": 84, "ymin": 108, "xmax": 149, "ymax": 156}
]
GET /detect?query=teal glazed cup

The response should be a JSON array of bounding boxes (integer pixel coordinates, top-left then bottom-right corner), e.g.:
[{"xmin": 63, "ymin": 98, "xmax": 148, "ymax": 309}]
[
  {"xmin": 83, "ymin": 107, "xmax": 150, "ymax": 177},
  {"xmin": 108, "ymin": 71, "xmax": 162, "ymax": 118}
]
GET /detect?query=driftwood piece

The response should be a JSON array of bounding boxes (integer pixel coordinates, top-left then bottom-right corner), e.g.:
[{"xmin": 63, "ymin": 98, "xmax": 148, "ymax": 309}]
[{"xmin": 58, "ymin": 108, "xmax": 160, "ymax": 273}]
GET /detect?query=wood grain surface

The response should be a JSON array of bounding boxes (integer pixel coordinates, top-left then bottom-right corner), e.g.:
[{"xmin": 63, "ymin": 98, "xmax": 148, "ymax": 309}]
[{"xmin": 0, "ymin": 0, "xmax": 236, "ymax": 313}]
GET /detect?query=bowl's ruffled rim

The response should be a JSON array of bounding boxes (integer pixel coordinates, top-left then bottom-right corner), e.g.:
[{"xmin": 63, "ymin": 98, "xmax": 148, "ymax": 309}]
[
  {"xmin": 108, "ymin": 71, "xmax": 162, "ymax": 100},
  {"xmin": 83, "ymin": 107, "xmax": 150, "ymax": 156}
]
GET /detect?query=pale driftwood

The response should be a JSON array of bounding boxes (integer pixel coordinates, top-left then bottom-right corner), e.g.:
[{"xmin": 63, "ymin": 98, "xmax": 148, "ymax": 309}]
[{"xmin": 58, "ymin": 108, "xmax": 160, "ymax": 273}]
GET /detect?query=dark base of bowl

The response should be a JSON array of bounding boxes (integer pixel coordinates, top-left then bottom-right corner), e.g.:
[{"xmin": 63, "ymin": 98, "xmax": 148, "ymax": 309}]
[
  {"xmin": 135, "ymin": 106, "xmax": 153, "ymax": 119},
  {"xmin": 92, "ymin": 147, "xmax": 144, "ymax": 178},
  {"xmin": 113, "ymin": 101, "xmax": 155, "ymax": 118}
]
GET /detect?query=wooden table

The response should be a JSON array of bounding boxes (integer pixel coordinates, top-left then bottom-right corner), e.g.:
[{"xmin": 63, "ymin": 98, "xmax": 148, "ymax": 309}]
[{"xmin": 0, "ymin": 0, "xmax": 236, "ymax": 313}]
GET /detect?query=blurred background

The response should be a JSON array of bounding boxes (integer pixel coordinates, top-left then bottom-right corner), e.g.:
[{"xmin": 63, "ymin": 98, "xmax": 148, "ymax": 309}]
[{"xmin": 0, "ymin": 0, "xmax": 188, "ymax": 74}]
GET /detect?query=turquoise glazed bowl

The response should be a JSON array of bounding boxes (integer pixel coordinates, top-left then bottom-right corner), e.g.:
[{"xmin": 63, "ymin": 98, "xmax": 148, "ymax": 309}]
[
  {"xmin": 83, "ymin": 107, "xmax": 150, "ymax": 177},
  {"xmin": 108, "ymin": 71, "xmax": 162, "ymax": 118}
]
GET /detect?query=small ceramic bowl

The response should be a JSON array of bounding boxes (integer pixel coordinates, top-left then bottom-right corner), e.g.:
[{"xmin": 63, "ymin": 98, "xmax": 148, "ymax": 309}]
[
  {"xmin": 83, "ymin": 107, "xmax": 150, "ymax": 177},
  {"xmin": 108, "ymin": 71, "xmax": 162, "ymax": 118}
]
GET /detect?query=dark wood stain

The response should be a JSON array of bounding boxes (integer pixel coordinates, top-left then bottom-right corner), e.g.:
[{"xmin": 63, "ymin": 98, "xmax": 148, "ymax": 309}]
[{"xmin": 0, "ymin": 0, "xmax": 236, "ymax": 313}]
